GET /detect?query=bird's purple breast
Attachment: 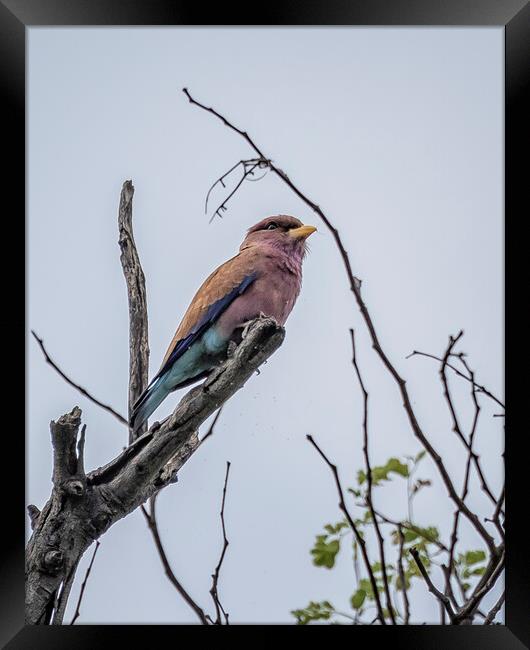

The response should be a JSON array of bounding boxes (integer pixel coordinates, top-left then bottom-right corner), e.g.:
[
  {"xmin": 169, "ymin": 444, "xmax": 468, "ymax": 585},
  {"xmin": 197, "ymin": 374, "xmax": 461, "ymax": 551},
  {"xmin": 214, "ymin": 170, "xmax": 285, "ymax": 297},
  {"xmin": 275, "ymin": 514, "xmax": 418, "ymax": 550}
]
[{"xmin": 216, "ymin": 247, "xmax": 303, "ymax": 338}]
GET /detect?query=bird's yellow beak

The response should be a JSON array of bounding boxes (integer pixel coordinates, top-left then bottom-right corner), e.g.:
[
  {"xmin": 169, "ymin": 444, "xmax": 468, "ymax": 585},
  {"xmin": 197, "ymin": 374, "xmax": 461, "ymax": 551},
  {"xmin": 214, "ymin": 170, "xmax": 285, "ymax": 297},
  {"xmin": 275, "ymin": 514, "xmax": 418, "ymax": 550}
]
[{"xmin": 289, "ymin": 224, "xmax": 317, "ymax": 239}]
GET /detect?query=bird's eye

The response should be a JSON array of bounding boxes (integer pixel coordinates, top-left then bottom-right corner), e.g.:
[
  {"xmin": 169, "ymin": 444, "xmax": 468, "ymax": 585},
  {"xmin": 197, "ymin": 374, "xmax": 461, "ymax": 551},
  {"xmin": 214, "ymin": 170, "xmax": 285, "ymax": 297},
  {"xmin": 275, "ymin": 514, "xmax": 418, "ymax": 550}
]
[{"xmin": 266, "ymin": 222, "xmax": 278, "ymax": 230}]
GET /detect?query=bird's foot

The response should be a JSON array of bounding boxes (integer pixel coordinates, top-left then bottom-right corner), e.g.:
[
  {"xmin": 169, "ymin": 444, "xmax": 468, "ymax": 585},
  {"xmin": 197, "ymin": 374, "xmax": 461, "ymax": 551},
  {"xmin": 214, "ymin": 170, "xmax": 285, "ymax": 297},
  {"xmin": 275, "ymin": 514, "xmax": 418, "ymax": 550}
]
[{"xmin": 241, "ymin": 313, "xmax": 270, "ymax": 339}]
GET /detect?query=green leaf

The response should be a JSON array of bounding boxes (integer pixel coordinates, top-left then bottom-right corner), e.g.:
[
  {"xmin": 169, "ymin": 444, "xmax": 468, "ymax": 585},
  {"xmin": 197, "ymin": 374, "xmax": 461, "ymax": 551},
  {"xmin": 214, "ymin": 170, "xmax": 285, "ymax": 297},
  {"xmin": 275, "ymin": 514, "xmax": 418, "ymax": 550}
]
[
  {"xmin": 395, "ymin": 573, "xmax": 411, "ymax": 590},
  {"xmin": 311, "ymin": 537, "xmax": 341, "ymax": 569},
  {"xmin": 364, "ymin": 457, "xmax": 410, "ymax": 486},
  {"xmin": 386, "ymin": 457, "xmax": 410, "ymax": 478},
  {"xmin": 350, "ymin": 589, "xmax": 366, "ymax": 610},
  {"xmin": 415, "ymin": 450, "xmax": 427, "ymax": 463},
  {"xmin": 324, "ymin": 521, "xmax": 348, "ymax": 535},
  {"xmin": 463, "ymin": 550, "xmax": 486, "ymax": 566},
  {"xmin": 403, "ymin": 529, "xmax": 420, "ymax": 543},
  {"xmin": 359, "ymin": 578, "xmax": 374, "ymax": 599},
  {"xmin": 462, "ymin": 566, "xmax": 486, "ymax": 578},
  {"xmin": 371, "ymin": 466, "xmax": 387, "ymax": 484},
  {"xmin": 291, "ymin": 601, "xmax": 334, "ymax": 625}
]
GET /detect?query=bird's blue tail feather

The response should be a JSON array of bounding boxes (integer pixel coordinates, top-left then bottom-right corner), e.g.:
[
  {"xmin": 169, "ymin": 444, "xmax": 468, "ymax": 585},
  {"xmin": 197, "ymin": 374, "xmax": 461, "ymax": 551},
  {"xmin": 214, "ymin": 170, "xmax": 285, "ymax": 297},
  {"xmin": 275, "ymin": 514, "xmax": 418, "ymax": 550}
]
[{"xmin": 130, "ymin": 375, "xmax": 169, "ymax": 433}]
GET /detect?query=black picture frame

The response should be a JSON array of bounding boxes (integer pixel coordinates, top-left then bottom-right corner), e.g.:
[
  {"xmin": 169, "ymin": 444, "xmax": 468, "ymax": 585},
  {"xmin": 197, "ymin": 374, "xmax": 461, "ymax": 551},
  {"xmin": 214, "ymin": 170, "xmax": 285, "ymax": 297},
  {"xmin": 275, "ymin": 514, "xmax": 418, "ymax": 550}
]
[{"xmin": 3, "ymin": 0, "xmax": 526, "ymax": 647}]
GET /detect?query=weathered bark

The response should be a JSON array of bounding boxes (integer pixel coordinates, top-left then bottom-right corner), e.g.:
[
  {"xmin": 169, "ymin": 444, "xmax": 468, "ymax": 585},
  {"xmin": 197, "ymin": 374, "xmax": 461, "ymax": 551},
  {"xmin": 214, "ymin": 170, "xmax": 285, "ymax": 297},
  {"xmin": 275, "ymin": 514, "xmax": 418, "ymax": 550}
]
[
  {"xmin": 118, "ymin": 180, "xmax": 150, "ymax": 443},
  {"xmin": 25, "ymin": 317, "xmax": 284, "ymax": 625}
]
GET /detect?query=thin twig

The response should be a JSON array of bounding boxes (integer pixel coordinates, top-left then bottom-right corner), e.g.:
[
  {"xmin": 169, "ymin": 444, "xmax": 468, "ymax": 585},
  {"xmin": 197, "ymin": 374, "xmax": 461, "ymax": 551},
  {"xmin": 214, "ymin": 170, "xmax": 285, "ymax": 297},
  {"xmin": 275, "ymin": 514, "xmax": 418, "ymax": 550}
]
[
  {"xmin": 409, "ymin": 546, "xmax": 455, "ymax": 622},
  {"xmin": 306, "ymin": 434, "xmax": 386, "ymax": 625},
  {"xmin": 440, "ymin": 334, "xmax": 499, "ymax": 510},
  {"xmin": 406, "ymin": 349, "xmax": 504, "ymax": 410},
  {"xmin": 371, "ymin": 508, "xmax": 449, "ymax": 553},
  {"xmin": 210, "ymin": 461, "xmax": 231, "ymax": 624},
  {"xmin": 458, "ymin": 353, "xmax": 505, "ymax": 523},
  {"xmin": 31, "ymin": 330, "xmax": 128, "ymax": 426},
  {"xmin": 205, "ymin": 158, "xmax": 267, "ymax": 217},
  {"xmin": 483, "ymin": 590, "xmax": 505, "ymax": 625},
  {"xmin": 141, "ymin": 495, "xmax": 209, "ymax": 625},
  {"xmin": 489, "ymin": 484, "xmax": 505, "ymax": 536},
  {"xmin": 453, "ymin": 547, "xmax": 505, "ymax": 624},
  {"xmin": 200, "ymin": 406, "xmax": 224, "ymax": 445},
  {"xmin": 350, "ymin": 329, "xmax": 396, "ymax": 624},
  {"xmin": 445, "ymin": 335, "xmax": 482, "ymax": 604},
  {"xmin": 397, "ymin": 525, "xmax": 410, "ymax": 625},
  {"xmin": 51, "ymin": 558, "xmax": 80, "ymax": 625},
  {"xmin": 183, "ymin": 87, "xmax": 498, "ymax": 556},
  {"xmin": 70, "ymin": 541, "xmax": 101, "ymax": 625},
  {"xmin": 209, "ymin": 161, "xmax": 261, "ymax": 223}
]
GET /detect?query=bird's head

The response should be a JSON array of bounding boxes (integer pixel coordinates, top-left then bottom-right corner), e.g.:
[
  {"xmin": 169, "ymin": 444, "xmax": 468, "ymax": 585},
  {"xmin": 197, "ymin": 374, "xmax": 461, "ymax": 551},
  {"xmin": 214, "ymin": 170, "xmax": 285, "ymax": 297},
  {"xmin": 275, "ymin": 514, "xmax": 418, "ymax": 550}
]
[{"xmin": 240, "ymin": 215, "xmax": 317, "ymax": 258}]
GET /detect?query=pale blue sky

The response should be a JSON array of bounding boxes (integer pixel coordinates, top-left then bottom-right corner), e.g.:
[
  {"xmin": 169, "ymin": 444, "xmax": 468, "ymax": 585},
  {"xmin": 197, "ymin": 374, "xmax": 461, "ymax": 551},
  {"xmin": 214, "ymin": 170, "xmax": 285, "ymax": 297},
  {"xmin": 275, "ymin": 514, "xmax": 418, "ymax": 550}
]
[{"xmin": 28, "ymin": 27, "xmax": 503, "ymax": 624}]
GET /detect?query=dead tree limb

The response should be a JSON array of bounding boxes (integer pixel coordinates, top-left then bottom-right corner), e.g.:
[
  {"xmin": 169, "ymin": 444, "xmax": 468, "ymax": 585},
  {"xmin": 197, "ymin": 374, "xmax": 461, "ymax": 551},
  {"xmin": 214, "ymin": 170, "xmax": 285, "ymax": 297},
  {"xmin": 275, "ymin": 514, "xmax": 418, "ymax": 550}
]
[
  {"xmin": 118, "ymin": 180, "xmax": 150, "ymax": 443},
  {"xmin": 25, "ymin": 316, "xmax": 284, "ymax": 625}
]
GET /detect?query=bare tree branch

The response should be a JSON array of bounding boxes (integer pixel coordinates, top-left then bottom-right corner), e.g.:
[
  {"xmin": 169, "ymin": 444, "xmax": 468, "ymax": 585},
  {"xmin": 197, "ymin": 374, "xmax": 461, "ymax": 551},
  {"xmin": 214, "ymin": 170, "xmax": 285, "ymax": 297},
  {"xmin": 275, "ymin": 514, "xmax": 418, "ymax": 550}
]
[
  {"xmin": 25, "ymin": 315, "xmax": 284, "ymax": 625},
  {"xmin": 210, "ymin": 461, "xmax": 231, "ymax": 624},
  {"xmin": 70, "ymin": 541, "xmax": 101, "ymax": 625},
  {"xmin": 200, "ymin": 406, "xmax": 224, "ymax": 445},
  {"xmin": 350, "ymin": 329, "xmax": 396, "ymax": 624},
  {"xmin": 182, "ymin": 86, "xmax": 498, "ymax": 557},
  {"xmin": 452, "ymin": 547, "xmax": 505, "ymax": 625},
  {"xmin": 207, "ymin": 159, "xmax": 264, "ymax": 223},
  {"xmin": 306, "ymin": 434, "xmax": 387, "ymax": 625},
  {"xmin": 483, "ymin": 590, "xmax": 505, "ymax": 625},
  {"xmin": 31, "ymin": 330, "xmax": 128, "ymax": 426},
  {"xmin": 396, "ymin": 525, "xmax": 410, "ymax": 625},
  {"xmin": 440, "ymin": 333, "xmax": 499, "ymax": 510},
  {"xmin": 406, "ymin": 349, "xmax": 504, "ymax": 410},
  {"xmin": 409, "ymin": 546, "xmax": 455, "ymax": 623},
  {"xmin": 141, "ymin": 495, "xmax": 209, "ymax": 624},
  {"xmin": 118, "ymin": 180, "xmax": 150, "ymax": 443}
]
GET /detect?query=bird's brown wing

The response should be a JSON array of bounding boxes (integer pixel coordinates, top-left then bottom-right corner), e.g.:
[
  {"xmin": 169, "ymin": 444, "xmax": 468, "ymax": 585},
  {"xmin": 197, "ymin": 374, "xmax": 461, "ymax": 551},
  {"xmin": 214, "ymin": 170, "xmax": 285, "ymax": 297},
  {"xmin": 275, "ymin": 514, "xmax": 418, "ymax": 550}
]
[{"xmin": 158, "ymin": 248, "xmax": 259, "ymax": 372}]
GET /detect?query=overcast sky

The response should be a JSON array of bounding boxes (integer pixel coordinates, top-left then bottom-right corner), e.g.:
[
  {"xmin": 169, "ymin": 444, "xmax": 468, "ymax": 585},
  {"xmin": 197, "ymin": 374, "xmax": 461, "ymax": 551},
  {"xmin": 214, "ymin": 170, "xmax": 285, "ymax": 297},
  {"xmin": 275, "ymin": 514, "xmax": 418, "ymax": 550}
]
[{"xmin": 28, "ymin": 27, "xmax": 504, "ymax": 624}]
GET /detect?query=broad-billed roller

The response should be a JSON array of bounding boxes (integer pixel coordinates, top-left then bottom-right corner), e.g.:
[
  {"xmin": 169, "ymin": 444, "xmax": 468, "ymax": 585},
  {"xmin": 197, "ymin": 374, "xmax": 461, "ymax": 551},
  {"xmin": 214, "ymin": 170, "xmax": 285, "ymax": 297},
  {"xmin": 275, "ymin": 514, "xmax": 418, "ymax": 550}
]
[{"xmin": 130, "ymin": 215, "xmax": 316, "ymax": 433}]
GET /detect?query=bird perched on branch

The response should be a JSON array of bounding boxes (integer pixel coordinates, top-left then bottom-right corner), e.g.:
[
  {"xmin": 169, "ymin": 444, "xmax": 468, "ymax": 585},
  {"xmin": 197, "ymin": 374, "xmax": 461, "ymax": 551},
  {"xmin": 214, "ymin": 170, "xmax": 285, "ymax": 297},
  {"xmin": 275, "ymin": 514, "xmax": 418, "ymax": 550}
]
[{"xmin": 130, "ymin": 215, "xmax": 316, "ymax": 433}]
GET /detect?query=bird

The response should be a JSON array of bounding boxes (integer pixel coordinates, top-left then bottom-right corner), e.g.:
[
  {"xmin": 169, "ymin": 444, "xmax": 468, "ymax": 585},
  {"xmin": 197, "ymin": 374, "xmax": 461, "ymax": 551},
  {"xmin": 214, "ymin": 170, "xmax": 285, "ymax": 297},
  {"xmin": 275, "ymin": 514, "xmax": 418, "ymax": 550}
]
[{"xmin": 129, "ymin": 214, "xmax": 317, "ymax": 433}]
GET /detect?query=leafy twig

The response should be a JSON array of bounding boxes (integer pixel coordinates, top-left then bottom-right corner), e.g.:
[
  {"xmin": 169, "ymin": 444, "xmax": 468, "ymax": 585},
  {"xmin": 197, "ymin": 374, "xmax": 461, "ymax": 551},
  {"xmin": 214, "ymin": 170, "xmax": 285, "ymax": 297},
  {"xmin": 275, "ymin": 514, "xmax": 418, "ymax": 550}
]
[
  {"xmin": 306, "ymin": 434, "xmax": 387, "ymax": 625},
  {"xmin": 409, "ymin": 546, "xmax": 455, "ymax": 623}
]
